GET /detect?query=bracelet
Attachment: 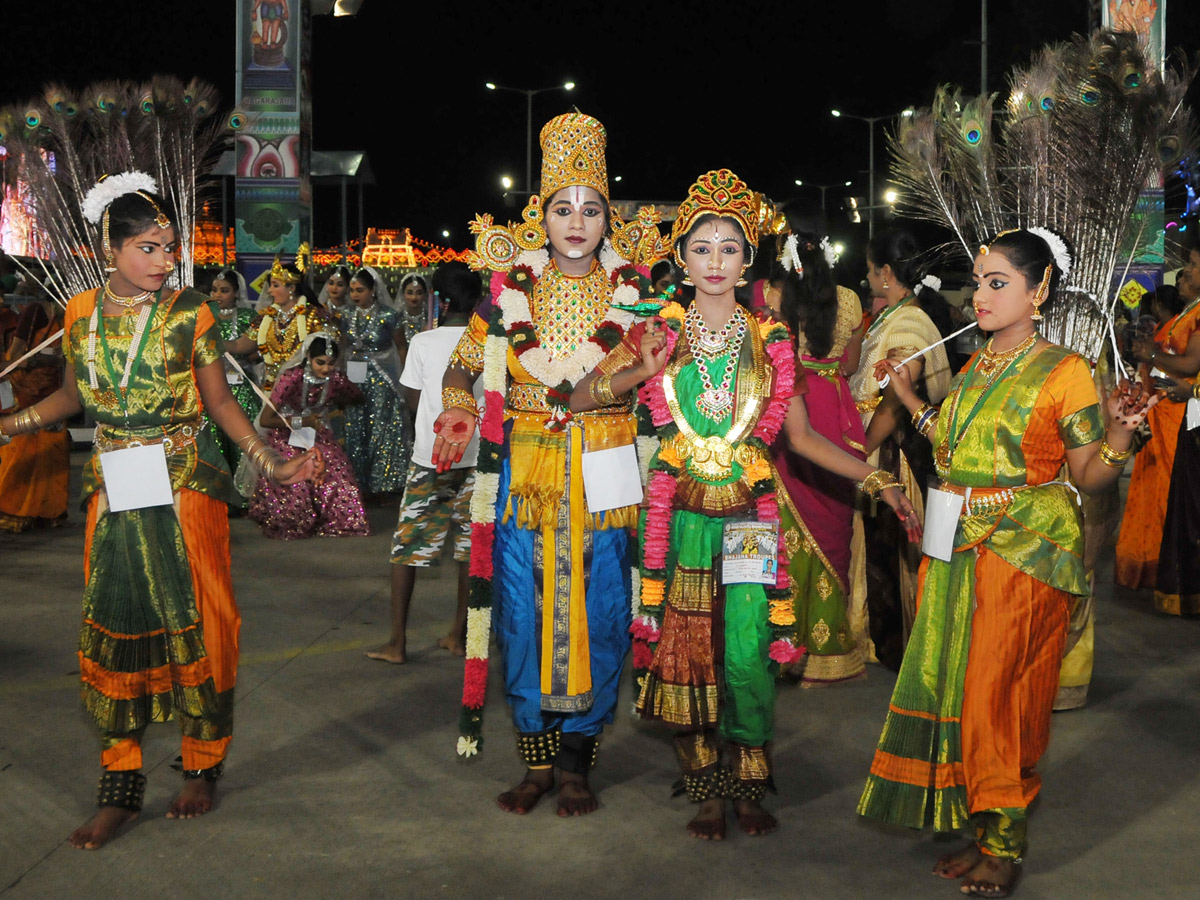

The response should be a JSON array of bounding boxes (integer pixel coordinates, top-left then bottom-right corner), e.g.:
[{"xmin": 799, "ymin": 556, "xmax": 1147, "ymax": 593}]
[
  {"xmin": 1192, "ymin": 381, "xmax": 1200, "ymax": 400},
  {"xmin": 858, "ymin": 468, "xmax": 905, "ymax": 500},
  {"xmin": 0, "ymin": 420, "xmax": 11, "ymax": 446},
  {"xmin": 910, "ymin": 403, "xmax": 939, "ymax": 438},
  {"xmin": 442, "ymin": 386, "xmax": 478, "ymax": 418},
  {"xmin": 290, "ymin": 415, "xmax": 304, "ymax": 430},
  {"xmin": 589, "ymin": 373, "xmax": 618, "ymax": 407},
  {"xmin": 1098, "ymin": 438, "xmax": 1133, "ymax": 469},
  {"xmin": 12, "ymin": 407, "xmax": 43, "ymax": 434}
]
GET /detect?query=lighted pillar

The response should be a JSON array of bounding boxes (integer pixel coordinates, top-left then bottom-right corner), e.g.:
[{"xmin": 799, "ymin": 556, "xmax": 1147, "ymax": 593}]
[{"xmin": 234, "ymin": 0, "xmax": 313, "ymax": 291}]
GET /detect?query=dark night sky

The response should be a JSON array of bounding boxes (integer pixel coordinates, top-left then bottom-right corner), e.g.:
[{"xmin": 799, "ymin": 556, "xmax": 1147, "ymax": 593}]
[{"xmin": 2, "ymin": 1, "xmax": 1199, "ymax": 254}]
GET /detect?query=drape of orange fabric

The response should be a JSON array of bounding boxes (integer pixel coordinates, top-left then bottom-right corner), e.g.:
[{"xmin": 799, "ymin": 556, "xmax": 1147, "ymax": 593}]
[
  {"xmin": 87, "ymin": 489, "xmax": 240, "ymax": 772},
  {"xmin": 960, "ymin": 547, "xmax": 1069, "ymax": 814}
]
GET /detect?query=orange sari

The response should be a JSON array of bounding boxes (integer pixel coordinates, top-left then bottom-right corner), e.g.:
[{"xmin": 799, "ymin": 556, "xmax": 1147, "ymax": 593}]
[{"xmin": 1114, "ymin": 300, "xmax": 1200, "ymax": 589}]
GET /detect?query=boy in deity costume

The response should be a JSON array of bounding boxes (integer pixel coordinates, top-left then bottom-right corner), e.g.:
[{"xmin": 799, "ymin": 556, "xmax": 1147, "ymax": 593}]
[{"xmin": 431, "ymin": 113, "xmax": 657, "ymax": 817}]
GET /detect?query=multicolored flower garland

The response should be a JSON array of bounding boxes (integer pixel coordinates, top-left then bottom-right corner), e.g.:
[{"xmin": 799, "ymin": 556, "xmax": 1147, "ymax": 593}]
[
  {"xmin": 457, "ymin": 246, "xmax": 647, "ymax": 756},
  {"xmin": 630, "ymin": 303, "xmax": 803, "ymax": 692}
]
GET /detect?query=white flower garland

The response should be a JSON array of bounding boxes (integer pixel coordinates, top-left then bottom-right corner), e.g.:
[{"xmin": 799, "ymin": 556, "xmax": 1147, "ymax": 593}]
[
  {"xmin": 820, "ymin": 236, "xmax": 839, "ymax": 267},
  {"xmin": 465, "ymin": 607, "xmax": 491, "ymax": 659},
  {"xmin": 916, "ymin": 274, "xmax": 942, "ymax": 295},
  {"xmin": 82, "ymin": 171, "xmax": 158, "ymax": 224},
  {"xmin": 780, "ymin": 234, "xmax": 803, "ymax": 274},
  {"xmin": 496, "ymin": 250, "xmax": 636, "ymax": 389},
  {"xmin": 1027, "ymin": 226, "xmax": 1073, "ymax": 277}
]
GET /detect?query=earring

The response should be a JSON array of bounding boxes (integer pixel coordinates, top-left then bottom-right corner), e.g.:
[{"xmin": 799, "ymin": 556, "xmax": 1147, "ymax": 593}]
[
  {"xmin": 682, "ymin": 276, "xmax": 694, "ymax": 286},
  {"xmin": 882, "ymin": 280, "xmax": 890, "ymax": 290},
  {"xmin": 104, "ymin": 256, "xmax": 117, "ymax": 274},
  {"xmin": 164, "ymin": 261, "xmax": 175, "ymax": 273},
  {"xmin": 1030, "ymin": 264, "xmax": 1051, "ymax": 321},
  {"xmin": 735, "ymin": 276, "xmax": 748, "ymax": 287}
]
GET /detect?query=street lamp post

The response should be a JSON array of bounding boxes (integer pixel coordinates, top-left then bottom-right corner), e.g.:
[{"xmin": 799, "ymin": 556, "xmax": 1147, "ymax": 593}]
[
  {"xmin": 794, "ymin": 178, "xmax": 853, "ymax": 212},
  {"xmin": 830, "ymin": 108, "xmax": 912, "ymax": 238},
  {"xmin": 485, "ymin": 81, "xmax": 576, "ymax": 194}
]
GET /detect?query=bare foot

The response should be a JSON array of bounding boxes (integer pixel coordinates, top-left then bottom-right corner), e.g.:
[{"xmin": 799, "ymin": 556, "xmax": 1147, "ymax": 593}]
[
  {"xmin": 556, "ymin": 771, "xmax": 598, "ymax": 817},
  {"xmin": 960, "ymin": 856, "xmax": 1019, "ymax": 897},
  {"xmin": 687, "ymin": 798, "xmax": 726, "ymax": 840},
  {"xmin": 366, "ymin": 643, "xmax": 406, "ymax": 664},
  {"xmin": 166, "ymin": 779, "xmax": 216, "ymax": 819},
  {"xmin": 497, "ymin": 768, "xmax": 553, "ymax": 814},
  {"xmin": 68, "ymin": 807, "xmax": 138, "ymax": 850},
  {"xmin": 934, "ymin": 843, "xmax": 983, "ymax": 879},
  {"xmin": 733, "ymin": 799, "xmax": 778, "ymax": 836},
  {"xmin": 437, "ymin": 635, "xmax": 465, "ymax": 656}
]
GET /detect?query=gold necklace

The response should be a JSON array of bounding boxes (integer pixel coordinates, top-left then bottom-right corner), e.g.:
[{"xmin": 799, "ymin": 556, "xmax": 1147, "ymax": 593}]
[
  {"xmin": 975, "ymin": 333, "xmax": 1037, "ymax": 381},
  {"xmin": 104, "ymin": 281, "xmax": 154, "ymax": 309}
]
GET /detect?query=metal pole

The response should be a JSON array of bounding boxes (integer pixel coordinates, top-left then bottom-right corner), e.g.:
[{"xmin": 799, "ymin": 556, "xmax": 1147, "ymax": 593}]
[
  {"xmin": 868, "ymin": 118, "xmax": 876, "ymax": 239},
  {"xmin": 340, "ymin": 175, "xmax": 348, "ymax": 264},
  {"xmin": 221, "ymin": 175, "xmax": 228, "ymax": 266},
  {"xmin": 818, "ymin": 185, "xmax": 828, "ymax": 212},
  {"xmin": 981, "ymin": 0, "xmax": 988, "ymax": 95},
  {"xmin": 526, "ymin": 91, "xmax": 534, "ymax": 195}
]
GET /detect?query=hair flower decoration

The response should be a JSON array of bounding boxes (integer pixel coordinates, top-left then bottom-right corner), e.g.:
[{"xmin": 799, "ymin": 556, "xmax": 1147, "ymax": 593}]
[
  {"xmin": 820, "ymin": 236, "xmax": 839, "ymax": 267},
  {"xmin": 81, "ymin": 171, "xmax": 159, "ymax": 224},
  {"xmin": 779, "ymin": 234, "xmax": 804, "ymax": 275},
  {"xmin": 916, "ymin": 274, "xmax": 942, "ymax": 296},
  {"xmin": 1027, "ymin": 226, "xmax": 1072, "ymax": 277}
]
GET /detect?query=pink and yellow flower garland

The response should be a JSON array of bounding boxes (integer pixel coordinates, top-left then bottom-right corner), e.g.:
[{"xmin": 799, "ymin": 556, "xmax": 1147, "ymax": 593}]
[{"xmin": 630, "ymin": 307, "xmax": 803, "ymax": 689}]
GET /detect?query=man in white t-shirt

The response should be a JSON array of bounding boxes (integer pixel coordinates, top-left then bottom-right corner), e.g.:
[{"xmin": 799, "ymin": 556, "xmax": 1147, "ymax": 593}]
[{"xmin": 367, "ymin": 263, "xmax": 483, "ymax": 663}]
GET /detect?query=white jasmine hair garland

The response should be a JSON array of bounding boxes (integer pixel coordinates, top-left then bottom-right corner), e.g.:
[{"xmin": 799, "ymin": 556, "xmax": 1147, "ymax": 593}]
[
  {"xmin": 81, "ymin": 171, "xmax": 159, "ymax": 224},
  {"xmin": 1027, "ymin": 226, "xmax": 1073, "ymax": 277}
]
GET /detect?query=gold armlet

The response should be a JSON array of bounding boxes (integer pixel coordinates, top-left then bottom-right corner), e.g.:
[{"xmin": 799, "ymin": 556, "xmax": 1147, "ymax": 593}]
[{"xmin": 442, "ymin": 387, "xmax": 478, "ymax": 418}]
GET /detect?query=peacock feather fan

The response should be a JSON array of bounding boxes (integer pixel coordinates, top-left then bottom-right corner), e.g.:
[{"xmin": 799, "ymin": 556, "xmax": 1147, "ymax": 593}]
[{"xmin": 887, "ymin": 28, "xmax": 1196, "ymax": 361}]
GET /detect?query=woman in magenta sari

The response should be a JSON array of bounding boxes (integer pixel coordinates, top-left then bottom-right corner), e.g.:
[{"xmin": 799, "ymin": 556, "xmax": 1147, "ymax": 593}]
[{"xmin": 770, "ymin": 218, "xmax": 868, "ymax": 684}]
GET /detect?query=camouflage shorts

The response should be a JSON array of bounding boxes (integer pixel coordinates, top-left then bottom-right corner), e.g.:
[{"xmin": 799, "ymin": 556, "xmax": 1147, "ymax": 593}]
[{"xmin": 390, "ymin": 464, "xmax": 474, "ymax": 566}]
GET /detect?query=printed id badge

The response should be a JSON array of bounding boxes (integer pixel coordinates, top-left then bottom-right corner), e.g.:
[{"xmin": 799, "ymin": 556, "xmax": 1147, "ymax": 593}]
[{"xmin": 99, "ymin": 443, "xmax": 174, "ymax": 512}]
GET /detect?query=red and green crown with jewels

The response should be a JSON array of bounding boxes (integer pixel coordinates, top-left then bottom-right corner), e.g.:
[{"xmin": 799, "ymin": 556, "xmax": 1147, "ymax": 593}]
[{"xmin": 670, "ymin": 169, "xmax": 759, "ymax": 256}]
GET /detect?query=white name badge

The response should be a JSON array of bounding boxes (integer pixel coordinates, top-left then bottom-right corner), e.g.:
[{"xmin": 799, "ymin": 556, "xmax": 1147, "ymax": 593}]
[
  {"xmin": 226, "ymin": 369, "xmax": 244, "ymax": 385},
  {"xmin": 1188, "ymin": 398, "xmax": 1200, "ymax": 431},
  {"xmin": 582, "ymin": 443, "xmax": 644, "ymax": 513},
  {"xmin": 287, "ymin": 426, "xmax": 316, "ymax": 449},
  {"xmin": 99, "ymin": 443, "xmax": 174, "ymax": 512},
  {"xmin": 346, "ymin": 361, "xmax": 369, "ymax": 383},
  {"xmin": 922, "ymin": 486, "xmax": 964, "ymax": 562},
  {"xmin": 721, "ymin": 521, "xmax": 780, "ymax": 585},
  {"xmin": 0, "ymin": 380, "xmax": 13, "ymax": 410}
]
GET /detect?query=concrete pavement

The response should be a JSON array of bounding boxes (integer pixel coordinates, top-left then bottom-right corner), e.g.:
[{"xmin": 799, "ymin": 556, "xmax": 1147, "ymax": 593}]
[{"xmin": 2, "ymin": 455, "xmax": 1198, "ymax": 899}]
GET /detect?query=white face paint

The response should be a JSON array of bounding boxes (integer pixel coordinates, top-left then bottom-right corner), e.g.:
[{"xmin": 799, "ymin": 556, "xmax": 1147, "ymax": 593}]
[
  {"xmin": 567, "ymin": 249, "xmax": 584, "ymax": 258},
  {"xmin": 569, "ymin": 185, "xmax": 585, "ymax": 211}
]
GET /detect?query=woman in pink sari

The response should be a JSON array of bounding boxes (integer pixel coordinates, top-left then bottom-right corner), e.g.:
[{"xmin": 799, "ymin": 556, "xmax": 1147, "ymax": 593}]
[{"xmin": 770, "ymin": 216, "xmax": 868, "ymax": 684}]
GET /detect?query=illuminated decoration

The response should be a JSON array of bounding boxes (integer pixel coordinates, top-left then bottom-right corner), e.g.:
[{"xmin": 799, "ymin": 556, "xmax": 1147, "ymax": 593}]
[
  {"xmin": 362, "ymin": 228, "xmax": 417, "ymax": 268},
  {"xmin": 0, "ymin": 162, "xmax": 49, "ymax": 258},
  {"xmin": 192, "ymin": 201, "xmax": 237, "ymax": 266}
]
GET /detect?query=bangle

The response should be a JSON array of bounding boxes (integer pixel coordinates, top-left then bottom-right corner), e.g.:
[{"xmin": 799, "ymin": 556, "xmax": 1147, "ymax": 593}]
[
  {"xmin": 589, "ymin": 373, "xmax": 618, "ymax": 407},
  {"xmin": 910, "ymin": 403, "xmax": 939, "ymax": 438},
  {"xmin": 442, "ymin": 386, "xmax": 478, "ymax": 418},
  {"xmin": 0, "ymin": 420, "xmax": 11, "ymax": 446},
  {"xmin": 1098, "ymin": 439, "xmax": 1133, "ymax": 469},
  {"xmin": 12, "ymin": 407, "xmax": 42, "ymax": 434},
  {"xmin": 858, "ymin": 468, "xmax": 905, "ymax": 500},
  {"xmin": 1192, "ymin": 381, "xmax": 1200, "ymax": 400}
]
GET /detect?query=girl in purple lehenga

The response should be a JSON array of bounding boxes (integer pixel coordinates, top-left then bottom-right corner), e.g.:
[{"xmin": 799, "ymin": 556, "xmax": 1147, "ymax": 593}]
[{"xmin": 248, "ymin": 333, "xmax": 370, "ymax": 539}]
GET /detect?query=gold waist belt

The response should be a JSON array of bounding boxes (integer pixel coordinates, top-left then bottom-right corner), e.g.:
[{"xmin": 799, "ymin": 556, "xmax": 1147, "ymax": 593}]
[
  {"xmin": 856, "ymin": 395, "xmax": 882, "ymax": 414},
  {"xmin": 94, "ymin": 422, "xmax": 199, "ymax": 457},
  {"xmin": 505, "ymin": 382, "xmax": 632, "ymax": 415},
  {"xmin": 939, "ymin": 482, "xmax": 1034, "ymax": 518}
]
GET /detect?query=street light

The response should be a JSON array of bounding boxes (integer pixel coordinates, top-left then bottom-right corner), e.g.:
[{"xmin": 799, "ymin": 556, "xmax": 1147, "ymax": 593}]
[
  {"xmin": 485, "ymin": 81, "xmax": 576, "ymax": 194},
  {"xmin": 830, "ymin": 108, "xmax": 914, "ymax": 237},
  {"xmin": 500, "ymin": 175, "xmax": 514, "ymax": 191},
  {"xmin": 794, "ymin": 178, "xmax": 854, "ymax": 212}
]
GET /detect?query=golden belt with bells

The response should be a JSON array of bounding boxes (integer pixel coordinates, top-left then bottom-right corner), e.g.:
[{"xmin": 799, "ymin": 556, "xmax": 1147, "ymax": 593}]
[{"xmin": 668, "ymin": 432, "xmax": 761, "ymax": 481}]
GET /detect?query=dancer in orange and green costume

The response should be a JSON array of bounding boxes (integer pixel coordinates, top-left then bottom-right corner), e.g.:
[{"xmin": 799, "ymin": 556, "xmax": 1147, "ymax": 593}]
[
  {"xmin": 860, "ymin": 229, "xmax": 1156, "ymax": 897},
  {"xmin": 574, "ymin": 170, "xmax": 917, "ymax": 840},
  {"xmin": 0, "ymin": 175, "xmax": 323, "ymax": 850}
]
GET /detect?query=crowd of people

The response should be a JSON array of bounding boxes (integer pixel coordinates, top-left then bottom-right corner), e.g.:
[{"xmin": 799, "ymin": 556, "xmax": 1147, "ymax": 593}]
[{"xmin": 0, "ymin": 108, "xmax": 1193, "ymax": 898}]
